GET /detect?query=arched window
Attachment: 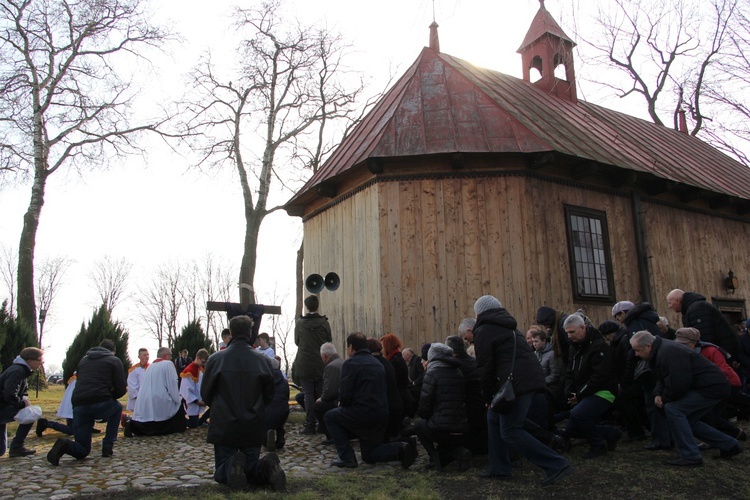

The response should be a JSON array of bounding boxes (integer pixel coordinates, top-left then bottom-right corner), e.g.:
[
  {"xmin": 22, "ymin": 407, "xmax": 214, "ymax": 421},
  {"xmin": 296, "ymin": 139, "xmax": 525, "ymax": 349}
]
[
  {"xmin": 553, "ymin": 54, "xmax": 567, "ymax": 81},
  {"xmin": 530, "ymin": 55, "xmax": 543, "ymax": 83}
]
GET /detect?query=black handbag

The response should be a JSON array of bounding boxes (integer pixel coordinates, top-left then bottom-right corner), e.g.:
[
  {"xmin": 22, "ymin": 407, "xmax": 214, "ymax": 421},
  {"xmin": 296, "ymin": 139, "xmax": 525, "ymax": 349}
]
[{"xmin": 490, "ymin": 331, "xmax": 517, "ymax": 414}]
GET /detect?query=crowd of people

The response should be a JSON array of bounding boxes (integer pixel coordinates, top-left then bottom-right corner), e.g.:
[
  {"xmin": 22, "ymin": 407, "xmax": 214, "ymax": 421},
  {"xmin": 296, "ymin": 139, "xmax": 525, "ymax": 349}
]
[{"xmin": 2, "ymin": 286, "xmax": 749, "ymax": 491}]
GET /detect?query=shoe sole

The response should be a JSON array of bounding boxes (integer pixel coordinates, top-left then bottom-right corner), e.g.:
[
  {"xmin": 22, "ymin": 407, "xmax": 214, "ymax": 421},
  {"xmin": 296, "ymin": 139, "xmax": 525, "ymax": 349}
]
[{"xmin": 542, "ymin": 464, "xmax": 574, "ymax": 486}]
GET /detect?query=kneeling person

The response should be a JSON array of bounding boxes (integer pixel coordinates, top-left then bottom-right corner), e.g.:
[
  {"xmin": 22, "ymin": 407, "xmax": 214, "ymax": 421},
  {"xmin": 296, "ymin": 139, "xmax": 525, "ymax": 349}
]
[{"xmin": 124, "ymin": 347, "xmax": 186, "ymax": 437}]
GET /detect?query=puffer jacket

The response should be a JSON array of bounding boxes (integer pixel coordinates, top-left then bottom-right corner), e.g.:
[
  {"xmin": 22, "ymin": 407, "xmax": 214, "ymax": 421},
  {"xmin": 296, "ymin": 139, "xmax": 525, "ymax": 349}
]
[
  {"xmin": 682, "ymin": 292, "xmax": 740, "ymax": 357},
  {"xmin": 72, "ymin": 347, "xmax": 126, "ymax": 406},
  {"xmin": 535, "ymin": 342, "xmax": 560, "ymax": 385},
  {"xmin": 293, "ymin": 313, "xmax": 332, "ymax": 380},
  {"xmin": 0, "ymin": 356, "xmax": 32, "ymax": 409},
  {"xmin": 474, "ymin": 307, "xmax": 545, "ymax": 403},
  {"xmin": 201, "ymin": 337, "xmax": 274, "ymax": 447},
  {"xmin": 418, "ymin": 353, "xmax": 468, "ymax": 432},
  {"xmin": 622, "ymin": 302, "xmax": 662, "ymax": 338},
  {"xmin": 564, "ymin": 326, "xmax": 617, "ymax": 399}
]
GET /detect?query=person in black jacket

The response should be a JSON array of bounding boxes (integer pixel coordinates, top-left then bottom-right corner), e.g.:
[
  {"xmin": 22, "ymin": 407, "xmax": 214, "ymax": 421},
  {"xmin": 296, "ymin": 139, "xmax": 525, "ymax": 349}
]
[
  {"xmin": 667, "ymin": 289, "xmax": 740, "ymax": 357},
  {"xmin": 369, "ymin": 338, "xmax": 405, "ymax": 440},
  {"xmin": 415, "ymin": 343, "xmax": 470, "ymax": 470},
  {"xmin": 324, "ymin": 333, "xmax": 417, "ymax": 469},
  {"xmin": 199, "ymin": 315, "xmax": 285, "ymax": 490},
  {"xmin": 631, "ymin": 331, "xmax": 743, "ymax": 466},
  {"xmin": 0, "ymin": 347, "xmax": 44, "ymax": 457},
  {"xmin": 474, "ymin": 295, "xmax": 573, "ymax": 486},
  {"xmin": 559, "ymin": 314, "xmax": 622, "ymax": 459},
  {"xmin": 446, "ymin": 335, "xmax": 487, "ymax": 455},
  {"xmin": 47, "ymin": 340, "xmax": 126, "ymax": 465}
]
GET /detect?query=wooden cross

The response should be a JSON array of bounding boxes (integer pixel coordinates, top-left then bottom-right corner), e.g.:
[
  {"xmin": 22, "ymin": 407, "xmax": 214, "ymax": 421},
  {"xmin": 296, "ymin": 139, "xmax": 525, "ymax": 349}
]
[{"xmin": 206, "ymin": 267, "xmax": 282, "ymax": 330}]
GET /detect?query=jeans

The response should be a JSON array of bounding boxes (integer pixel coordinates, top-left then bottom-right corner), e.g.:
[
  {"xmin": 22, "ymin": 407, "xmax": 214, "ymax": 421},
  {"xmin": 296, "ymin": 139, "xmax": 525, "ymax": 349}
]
[
  {"xmin": 644, "ymin": 383, "xmax": 671, "ymax": 447},
  {"xmin": 67, "ymin": 399, "xmax": 122, "ymax": 459},
  {"xmin": 664, "ymin": 390, "xmax": 740, "ymax": 461},
  {"xmin": 487, "ymin": 391, "xmax": 569, "ymax": 478},
  {"xmin": 301, "ymin": 379, "xmax": 323, "ymax": 429},
  {"xmin": 0, "ymin": 404, "xmax": 32, "ymax": 455},
  {"xmin": 563, "ymin": 394, "xmax": 617, "ymax": 448},
  {"xmin": 414, "ymin": 420, "xmax": 463, "ymax": 465},
  {"xmin": 213, "ymin": 445, "xmax": 265, "ymax": 485}
]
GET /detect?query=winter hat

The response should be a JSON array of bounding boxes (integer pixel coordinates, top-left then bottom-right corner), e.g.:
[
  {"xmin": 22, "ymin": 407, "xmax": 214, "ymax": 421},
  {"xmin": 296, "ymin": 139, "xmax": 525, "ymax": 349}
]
[
  {"xmin": 598, "ymin": 320, "xmax": 621, "ymax": 336},
  {"xmin": 427, "ymin": 342, "xmax": 453, "ymax": 361},
  {"xmin": 421, "ymin": 343, "xmax": 432, "ymax": 361},
  {"xmin": 675, "ymin": 327, "xmax": 701, "ymax": 345},
  {"xmin": 611, "ymin": 301, "xmax": 634, "ymax": 318},
  {"xmin": 474, "ymin": 295, "xmax": 502, "ymax": 316},
  {"xmin": 535, "ymin": 306, "xmax": 556, "ymax": 326}
]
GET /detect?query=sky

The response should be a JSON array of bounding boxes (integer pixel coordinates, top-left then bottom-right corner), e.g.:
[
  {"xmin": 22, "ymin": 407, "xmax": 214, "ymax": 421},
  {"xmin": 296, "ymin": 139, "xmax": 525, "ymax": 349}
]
[{"xmin": 0, "ymin": 0, "xmax": 653, "ymax": 372}]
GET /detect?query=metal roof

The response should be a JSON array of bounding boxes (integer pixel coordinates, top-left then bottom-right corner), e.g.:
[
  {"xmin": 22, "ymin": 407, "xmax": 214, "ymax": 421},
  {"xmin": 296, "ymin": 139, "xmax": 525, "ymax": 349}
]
[{"xmin": 285, "ymin": 46, "xmax": 750, "ymax": 212}]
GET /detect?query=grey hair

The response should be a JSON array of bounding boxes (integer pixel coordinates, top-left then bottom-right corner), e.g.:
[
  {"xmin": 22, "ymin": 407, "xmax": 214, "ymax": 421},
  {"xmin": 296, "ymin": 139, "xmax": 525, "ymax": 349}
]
[
  {"xmin": 320, "ymin": 342, "xmax": 337, "ymax": 357},
  {"xmin": 658, "ymin": 316, "xmax": 669, "ymax": 327},
  {"xmin": 630, "ymin": 330, "xmax": 655, "ymax": 348},
  {"xmin": 563, "ymin": 314, "xmax": 585, "ymax": 330},
  {"xmin": 458, "ymin": 318, "xmax": 476, "ymax": 337}
]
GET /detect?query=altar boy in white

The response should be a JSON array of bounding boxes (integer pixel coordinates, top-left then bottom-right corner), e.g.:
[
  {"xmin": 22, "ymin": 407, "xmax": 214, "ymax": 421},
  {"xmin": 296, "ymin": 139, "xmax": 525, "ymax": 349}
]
[{"xmin": 179, "ymin": 349, "xmax": 208, "ymax": 428}]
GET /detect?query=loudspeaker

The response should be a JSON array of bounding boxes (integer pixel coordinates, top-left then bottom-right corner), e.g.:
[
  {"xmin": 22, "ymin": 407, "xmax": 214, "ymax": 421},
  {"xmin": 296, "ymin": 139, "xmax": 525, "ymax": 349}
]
[
  {"xmin": 305, "ymin": 274, "xmax": 324, "ymax": 293},
  {"xmin": 324, "ymin": 272, "xmax": 340, "ymax": 291}
]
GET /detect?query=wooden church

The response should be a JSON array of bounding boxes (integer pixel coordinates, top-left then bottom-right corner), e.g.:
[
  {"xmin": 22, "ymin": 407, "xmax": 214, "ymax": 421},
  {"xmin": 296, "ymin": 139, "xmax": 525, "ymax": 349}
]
[{"xmin": 284, "ymin": 2, "xmax": 750, "ymax": 352}]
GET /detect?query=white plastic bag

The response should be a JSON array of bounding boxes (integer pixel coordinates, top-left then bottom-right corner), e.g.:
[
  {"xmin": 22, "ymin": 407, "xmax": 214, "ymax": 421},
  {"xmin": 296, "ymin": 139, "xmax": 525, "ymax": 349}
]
[{"xmin": 14, "ymin": 405, "xmax": 42, "ymax": 425}]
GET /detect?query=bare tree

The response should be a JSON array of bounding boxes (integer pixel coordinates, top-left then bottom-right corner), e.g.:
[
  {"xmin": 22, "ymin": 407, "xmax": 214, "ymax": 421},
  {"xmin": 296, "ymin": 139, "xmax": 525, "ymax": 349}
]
[
  {"xmin": 197, "ymin": 253, "xmax": 236, "ymax": 350},
  {"xmin": 35, "ymin": 255, "xmax": 73, "ymax": 348},
  {"xmin": 0, "ymin": 0, "xmax": 176, "ymax": 332},
  {"xmin": 258, "ymin": 286, "xmax": 294, "ymax": 376},
  {"xmin": 180, "ymin": 0, "xmax": 365, "ymax": 307},
  {"xmin": 570, "ymin": 0, "xmax": 750, "ymax": 164},
  {"xmin": 88, "ymin": 256, "xmax": 132, "ymax": 313},
  {"xmin": 136, "ymin": 262, "xmax": 184, "ymax": 349},
  {"xmin": 0, "ymin": 243, "xmax": 16, "ymax": 315}
]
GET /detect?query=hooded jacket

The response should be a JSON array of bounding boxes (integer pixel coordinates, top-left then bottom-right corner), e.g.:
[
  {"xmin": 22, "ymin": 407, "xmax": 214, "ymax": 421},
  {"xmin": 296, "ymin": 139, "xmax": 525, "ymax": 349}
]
[
  {"xmin": 622, "ymin": 302, "xmax": 662, "ymax": 338},
  {"xmin": 0, "ymin": 356, "xmax": 32, "ymax": 409},
  {"xmin": 293, "ymin": 313, "xmax": 332, "ymax": 380},
  {"xmin": 418, "ymin": 353, "xmax": 468, "ymax": 432},
  {"xmin": 681, "ymin": 292, "xmax": 740, "ymax": 357},
  {"xmin": 649, "ymin": 336, "xmax": 730, "ymax": 402},
  {"xmin": 201, "ymin": 336, "xmax": 275, "ymax": 447},
  {"xmin": 474, "ymin": 307, "xmax": 545, "ymax": 403},
  {"xmin": 72, "ymin": 347, "xmax": 127, "ymax": 407}
]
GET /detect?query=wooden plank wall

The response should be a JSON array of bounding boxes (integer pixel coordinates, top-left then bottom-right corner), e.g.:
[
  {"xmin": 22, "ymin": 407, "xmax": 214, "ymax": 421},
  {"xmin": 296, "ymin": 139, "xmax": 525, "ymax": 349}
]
[
  {"xmin": 641, "ymin": 200, "xmax": 750, "ymax": 328},
  {"xmin": 303, "ymin": 185, "xmax": 382, "ymax": 353},
  {"xmin": 304, "ymin": 173, "xmax": 750, "ymax": 354}
]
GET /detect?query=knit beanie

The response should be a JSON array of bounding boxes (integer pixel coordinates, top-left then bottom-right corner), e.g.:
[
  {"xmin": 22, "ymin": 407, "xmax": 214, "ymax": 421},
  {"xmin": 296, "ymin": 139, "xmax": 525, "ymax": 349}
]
[
  {"xmin": 427, "ymin": 343, "xmax": 453, "ymax": 361},
  {"xmin": 421, "ymin": 343, "xmax": 431, "ymax": 361},
  {"xmin": 598, "ymin": 320, "xmax": 621, "ymax": 336},
  {"xmin": 474, "ymin": 295, "xmax": 502, "ymax": 316},
  {"xmin": 535, "ymin": 306, "xmax": 556, "ymax": 326}
]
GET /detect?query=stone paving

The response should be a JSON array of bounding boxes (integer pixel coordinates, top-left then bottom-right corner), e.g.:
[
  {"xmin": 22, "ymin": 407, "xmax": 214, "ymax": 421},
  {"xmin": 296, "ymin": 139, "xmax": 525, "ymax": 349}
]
[{"xmin": 0, "ymin": 412, "xmax": 429, "ymax": 499}]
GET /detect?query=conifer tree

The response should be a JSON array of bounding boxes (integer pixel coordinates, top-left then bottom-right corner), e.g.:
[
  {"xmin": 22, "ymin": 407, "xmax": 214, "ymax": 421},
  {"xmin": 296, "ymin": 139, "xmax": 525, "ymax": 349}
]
[
  {"xmin": 0, "ymin": 299, "xmax": 37, "ymax": 372},
  {"xmin": 62, "ymin": 304, "xmax": 131, "ymax": 385},
  {"xmin": 172, "ymin": 320, "xmax": 214, "ymax": 360}
]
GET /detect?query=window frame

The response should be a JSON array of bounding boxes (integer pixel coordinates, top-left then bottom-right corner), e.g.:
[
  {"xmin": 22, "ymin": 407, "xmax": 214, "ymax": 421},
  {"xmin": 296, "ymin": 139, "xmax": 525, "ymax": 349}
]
[{"xmin": 563, "ymin": 204, "xmax": 616, "ymax": 303}]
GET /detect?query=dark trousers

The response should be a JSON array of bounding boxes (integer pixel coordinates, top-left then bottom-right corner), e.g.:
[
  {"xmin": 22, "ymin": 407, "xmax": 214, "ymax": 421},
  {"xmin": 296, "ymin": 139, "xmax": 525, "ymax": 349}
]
[
  {"xmin": 301, "ymin": 379, "xmax": 323, "ymax": 430},
  {"xmin": 563, "ymin": 394, "xmax": 618, "ymax": 448},
  {"xmin": 67, "ymin": 399, "xmax": 122, "ymax": 459},
  {"xmin": 324, "ymin": 407, "xmax": 401, "ymax": 464},
  {"xmin": 213, "ymin": 445, "xmax": 264, "ymax": 485},
  {"xmin": 131, "ymin": 406, "xmax": 186, "ymax": 436},
  {"xmin": 313, "ymin": 400, "xmax": 337, "ymax": 438},
  {"xmin": 0, "ymin": 404, "xmax": 32, "ymax": 456},
  {"xmin": 414, "ymin": 420, "xmax": 463, "ymax": 465}
]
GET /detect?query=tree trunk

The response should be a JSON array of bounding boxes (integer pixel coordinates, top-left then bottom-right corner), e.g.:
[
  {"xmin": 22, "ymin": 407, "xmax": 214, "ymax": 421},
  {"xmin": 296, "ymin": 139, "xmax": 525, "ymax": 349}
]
[{"xmin": 296, "ymin": 242, "xmax": 304, "ymax": 318}]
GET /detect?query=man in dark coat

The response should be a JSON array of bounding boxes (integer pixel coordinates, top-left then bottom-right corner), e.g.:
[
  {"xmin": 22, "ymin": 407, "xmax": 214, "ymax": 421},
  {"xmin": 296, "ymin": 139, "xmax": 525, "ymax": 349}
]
[
  {"xmin": 560, "ymin": 314, "xmax": 622, "ymax": 459},
  {"xmin": 293, "ymin": 295, "xmax": 332, "ymax": 434},
  {"xmin": 446, "ymin": 335, "xmax": 487, "ymax": 455},
  {"xmin": 315, "ymin": 342, "xmax": 344, "ymax": 444},
  {"xmin": 0, "ymin": 347, "xmax": 44, "ymax": 457},
  {"xmin": 369, "ymin": 338, "xmax": 404, "ymax": 440},
  {"xmin": 631, "ymin": 331, "xmax": 743, "ymax": 466},
  {"xmin": 415, "ymin": 343, "xmax": 470, "ymax": 470},
  {"xmin": 200, "ymin": 315, "xmax": 285, "ymax": 491},
  {"xmin": 667, "ymin": 289, "xmax": 740, "ymax": 357},
  {"xmin": 48, "ymin": 340, "xmax": 126, "ymax": 465},
  {"xmin": 475, "ymin": 296, "xmax": 572, "ymax": 486},
  {"xmin": 323, "ymin": 332, "xmax": 417, "ymax": 469}
]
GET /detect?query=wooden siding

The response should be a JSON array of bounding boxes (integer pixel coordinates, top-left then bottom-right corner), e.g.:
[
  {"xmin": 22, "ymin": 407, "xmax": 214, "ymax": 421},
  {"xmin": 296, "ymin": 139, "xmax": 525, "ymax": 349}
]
[{"xmin": 303, "ymin": 172, "xmax": 750, "ymax": 353}]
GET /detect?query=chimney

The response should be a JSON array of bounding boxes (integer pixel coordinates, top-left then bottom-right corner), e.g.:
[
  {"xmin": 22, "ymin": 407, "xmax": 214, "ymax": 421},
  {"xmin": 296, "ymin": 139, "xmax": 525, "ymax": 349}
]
[
  {"xmin": 678, "ymin": 109, "xmax": 688, "ymax": 134},
  {"xmin": 429, "ymin": 21, "xmax": 440, "ymax": 52}
]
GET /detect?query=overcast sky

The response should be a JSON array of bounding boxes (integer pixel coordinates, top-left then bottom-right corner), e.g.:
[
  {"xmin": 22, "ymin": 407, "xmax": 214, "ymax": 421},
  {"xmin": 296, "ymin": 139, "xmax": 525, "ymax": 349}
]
[{"xmin": 0, "ymin": 0, "xmax": 634, "ymax": 370}]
